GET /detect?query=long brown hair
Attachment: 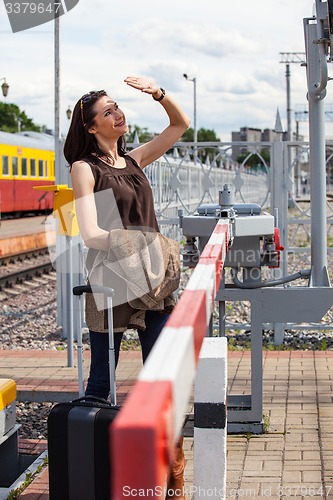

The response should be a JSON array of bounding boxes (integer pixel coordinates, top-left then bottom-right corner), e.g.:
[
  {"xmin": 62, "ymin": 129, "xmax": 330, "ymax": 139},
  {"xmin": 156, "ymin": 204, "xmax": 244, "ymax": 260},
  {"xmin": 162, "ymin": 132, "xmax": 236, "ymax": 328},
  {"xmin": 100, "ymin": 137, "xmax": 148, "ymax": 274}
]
[{"xmin": 63, "ymin": 90, "xmax": 126, "ymax": 167}]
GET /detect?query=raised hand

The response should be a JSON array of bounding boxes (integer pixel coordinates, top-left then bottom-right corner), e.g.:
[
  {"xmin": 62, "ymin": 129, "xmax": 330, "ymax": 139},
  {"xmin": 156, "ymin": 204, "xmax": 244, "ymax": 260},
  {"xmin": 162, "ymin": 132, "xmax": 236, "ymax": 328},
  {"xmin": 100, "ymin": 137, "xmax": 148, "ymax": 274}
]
[{"xmin": 124, "ymin": 76, "xmax": 159, "ymax": 95}]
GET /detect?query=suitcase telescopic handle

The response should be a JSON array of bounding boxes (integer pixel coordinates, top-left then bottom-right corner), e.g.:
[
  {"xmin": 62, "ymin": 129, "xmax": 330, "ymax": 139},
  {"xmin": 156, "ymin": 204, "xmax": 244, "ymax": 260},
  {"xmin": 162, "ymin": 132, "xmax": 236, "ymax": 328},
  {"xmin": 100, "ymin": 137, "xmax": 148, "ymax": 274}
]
[
  {"xmin": 73, "ymin": 283, "xmax": 116, "ymax": 403},
  {"xmin": 73, "ymin": 285, "xmax": 115, "ymax": 297},
  {"xmin": 71, "ymin": 395, "xmax": 112, "ymax": 405}
]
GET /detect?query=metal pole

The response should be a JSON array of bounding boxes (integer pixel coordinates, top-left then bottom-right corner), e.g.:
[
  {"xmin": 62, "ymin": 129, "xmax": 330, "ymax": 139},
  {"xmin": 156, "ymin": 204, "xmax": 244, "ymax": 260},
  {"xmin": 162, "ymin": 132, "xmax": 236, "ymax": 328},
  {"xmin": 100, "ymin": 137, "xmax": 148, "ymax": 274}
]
[
  {"xmin": 107, "ymin": 296, "xmax": 117, "ymax": 405},
  {"xmin": 193, "ymin": 77, "xmax": 197, "ymax": 164},
  {"xmin": 54, "ymin": 16, "xmax": 60, "ymax": 182},
  {"xmin": 295, "ymin": 120, "xmax": 300, "ymax": 197},
  {"xmin": 66, "ymin": 235, "xmax": 74, "ymax": 367},
  {"xmin": 285, "ymin": 63, "xmax": 295, "ymax": 205},
  {"xmin": 286, "ymin": 63, "xmax": 291, "ymax": 141},
  {"xmin": 250, "ymin": 300, "xmax": 263, "ymax": 425},
  {"xmin": 271, "ymin": 127, "xmax": 287, "ymax": 345},
  {"xmin": 184, "ymin": 74, "xmax": 197, "ymax": 163},
  {"xmin": 54, "ymin": 16, "xmax": 64, "ymax": 335},
  {"xmin": 305, "ymin": 19, "xmax": 329, "ymax": 286},
  {"xmin": 76, "ymin": 294, "xmax": 84, "ymax": 396},
  {"xmin": 54, "ymin": 16, "xmax": 73, "ymax": 359}
]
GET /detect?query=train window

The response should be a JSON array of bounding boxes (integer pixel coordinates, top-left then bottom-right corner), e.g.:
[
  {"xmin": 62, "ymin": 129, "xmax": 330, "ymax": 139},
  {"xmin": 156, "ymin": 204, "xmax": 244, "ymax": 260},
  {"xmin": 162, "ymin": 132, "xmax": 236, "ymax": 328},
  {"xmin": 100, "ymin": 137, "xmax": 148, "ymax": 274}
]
[
  {"xmin": 45, "ymin": 160, "xmax": 48, "ymax": 178},
  {"xmin": 38, "ymin": 159, "xmax": 44, "ymax": 177},
  {"xmin": 30, "ymin": 159, "xmax": 36, "ymax": 177},
  {"xmin": 12, "ymin": 157, "xmax": 19, "ymax": 177},
  {"xmin": 1, "ymin": 156, "xmax": 9, "ymax": 176},
  {"xmin": 21, "ymin": 158, "xmax": 28, "ymax": 177}
]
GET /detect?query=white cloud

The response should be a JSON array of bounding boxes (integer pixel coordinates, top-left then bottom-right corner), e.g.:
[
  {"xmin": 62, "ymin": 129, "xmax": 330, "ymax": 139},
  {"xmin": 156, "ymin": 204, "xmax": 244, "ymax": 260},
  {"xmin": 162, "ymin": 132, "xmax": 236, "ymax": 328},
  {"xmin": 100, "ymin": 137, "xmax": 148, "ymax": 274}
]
[
  {"xmin": 0, "ymin": 0, "xmax": 323, "ymax": 141},
  {"xmin": 126, "ymin": 19, "xmax": 260, "ymax": 59}
]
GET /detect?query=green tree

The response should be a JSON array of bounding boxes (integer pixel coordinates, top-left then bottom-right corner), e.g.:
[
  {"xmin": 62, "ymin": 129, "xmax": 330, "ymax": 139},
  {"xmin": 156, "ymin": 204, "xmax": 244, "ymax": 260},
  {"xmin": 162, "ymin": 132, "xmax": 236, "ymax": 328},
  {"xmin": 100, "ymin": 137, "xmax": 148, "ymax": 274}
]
[
  {"xmin": 0, "ymin": 102, "xmax": 41, "ymax": 133},
  {"xmin": 181, "ymin": 127, "xmax": 220, "ymax": 143},
  {"xmin": 180, "ymin": 127, "xmax": 221, "ymax": 162},
  {"xmin": 237, "ymin": 149, "xmax": 270, "ymax": 171},
  {"xmin": 125, "ymin": 124, "xmax": 157, "ymax": 144}
]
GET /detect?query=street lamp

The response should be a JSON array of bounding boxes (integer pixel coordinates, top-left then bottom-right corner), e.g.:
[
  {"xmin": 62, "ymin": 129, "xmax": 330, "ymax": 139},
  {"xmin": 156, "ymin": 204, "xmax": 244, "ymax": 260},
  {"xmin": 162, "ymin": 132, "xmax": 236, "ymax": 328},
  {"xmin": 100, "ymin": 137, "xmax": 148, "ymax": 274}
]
[
  {"xmin": 279, "ymin": 53, "xmax": 306, "ymax": 141},
  {"xmin": 183, "ymin": 73, "xmax": 197, "ymax": 162},
  {"xmin": 0, "ymin": 78, "xmax": 9, "ymax": 97},
  {"xmin": 66, "ymin": 105, "xmax": 72, "ymax": 120}
]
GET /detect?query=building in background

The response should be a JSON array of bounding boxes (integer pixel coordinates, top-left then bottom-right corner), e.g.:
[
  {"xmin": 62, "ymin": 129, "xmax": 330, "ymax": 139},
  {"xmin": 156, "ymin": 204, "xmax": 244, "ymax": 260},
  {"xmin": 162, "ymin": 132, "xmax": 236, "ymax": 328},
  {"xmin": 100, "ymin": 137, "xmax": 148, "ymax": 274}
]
[
  {"xmin": 231, "ymin": 127, "xmax": 279, "ymax": 162},
  {"xmin": 231, "ymin": 126, "xmax": 304, "ymax": 162}
]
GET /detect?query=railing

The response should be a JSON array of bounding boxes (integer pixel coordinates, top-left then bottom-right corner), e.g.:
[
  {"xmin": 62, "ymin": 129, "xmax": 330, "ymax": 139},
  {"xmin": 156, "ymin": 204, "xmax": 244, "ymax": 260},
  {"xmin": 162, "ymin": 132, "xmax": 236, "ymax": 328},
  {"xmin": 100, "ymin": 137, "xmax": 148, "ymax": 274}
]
[
  {"xmin": 140, "ymin": 139, "xmax": 333, "ymax": 336},
  {"xmin": 279, "ymin": 140, "xmax": 333, "ymax": 331},
  {"xmin": 55, "ymin": 139, "xmax": 333, "ymax": 345},
  {"xmin": 138, "ymin": 141, "xmax": 270, "ymax": 241}
]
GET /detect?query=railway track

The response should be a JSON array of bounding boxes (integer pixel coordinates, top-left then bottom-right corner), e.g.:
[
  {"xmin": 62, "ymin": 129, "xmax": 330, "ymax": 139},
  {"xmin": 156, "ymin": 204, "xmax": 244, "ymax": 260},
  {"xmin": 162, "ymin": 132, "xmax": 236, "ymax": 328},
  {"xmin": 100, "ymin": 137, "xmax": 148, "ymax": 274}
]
[
  {"xmin": 0, "ymin": 246, "xmax": 50, "ymax": 265},
  {"xmin": 0, "ymin": 247, "xmax": 55, "ymax": 290}
]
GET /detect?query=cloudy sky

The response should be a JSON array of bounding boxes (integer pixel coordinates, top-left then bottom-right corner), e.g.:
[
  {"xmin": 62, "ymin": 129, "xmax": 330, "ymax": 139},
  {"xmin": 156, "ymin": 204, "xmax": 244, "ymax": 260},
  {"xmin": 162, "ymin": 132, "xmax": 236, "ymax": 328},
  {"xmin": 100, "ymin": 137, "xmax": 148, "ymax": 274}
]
[{"xmin": 1, "ymin": 0, "xmax": 331, "ymax": 141}]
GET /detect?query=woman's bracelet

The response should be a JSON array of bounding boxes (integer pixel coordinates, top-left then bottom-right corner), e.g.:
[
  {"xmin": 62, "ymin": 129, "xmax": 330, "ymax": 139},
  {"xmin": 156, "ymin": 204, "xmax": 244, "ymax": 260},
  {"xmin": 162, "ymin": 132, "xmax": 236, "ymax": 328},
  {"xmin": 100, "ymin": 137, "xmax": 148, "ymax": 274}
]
[{"xmin": 153, "ymin": 88, "xmax": 166, "ymax": 101}]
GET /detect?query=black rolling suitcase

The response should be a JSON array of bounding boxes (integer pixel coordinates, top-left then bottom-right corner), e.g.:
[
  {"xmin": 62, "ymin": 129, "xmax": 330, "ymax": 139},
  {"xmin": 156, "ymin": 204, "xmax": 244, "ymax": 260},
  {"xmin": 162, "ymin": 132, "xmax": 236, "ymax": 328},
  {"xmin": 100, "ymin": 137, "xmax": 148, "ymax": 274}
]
[{"xmin": 48, "ymin": 285, "xmax": 120, "ymax": 500}]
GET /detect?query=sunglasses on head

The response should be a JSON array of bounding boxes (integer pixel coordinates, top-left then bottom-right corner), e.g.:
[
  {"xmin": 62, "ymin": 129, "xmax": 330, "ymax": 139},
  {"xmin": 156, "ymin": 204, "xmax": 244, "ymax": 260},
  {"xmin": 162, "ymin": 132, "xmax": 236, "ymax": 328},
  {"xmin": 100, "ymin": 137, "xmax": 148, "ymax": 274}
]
[{"xmin": 80, "ymin": 91, "xmax": 98, "ymax": 126}]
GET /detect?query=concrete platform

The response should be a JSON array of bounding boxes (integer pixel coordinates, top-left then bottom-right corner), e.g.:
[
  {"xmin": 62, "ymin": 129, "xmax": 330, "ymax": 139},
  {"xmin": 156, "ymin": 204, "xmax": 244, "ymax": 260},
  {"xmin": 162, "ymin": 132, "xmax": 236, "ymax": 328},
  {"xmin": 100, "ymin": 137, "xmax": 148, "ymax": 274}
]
[
  {"xmin": 0, "ymin": 349, "xmax": 332, "ymax": 499},
  {"xmin": 0, "ymin": 216, "xmax": 56, "ymax": 256}
]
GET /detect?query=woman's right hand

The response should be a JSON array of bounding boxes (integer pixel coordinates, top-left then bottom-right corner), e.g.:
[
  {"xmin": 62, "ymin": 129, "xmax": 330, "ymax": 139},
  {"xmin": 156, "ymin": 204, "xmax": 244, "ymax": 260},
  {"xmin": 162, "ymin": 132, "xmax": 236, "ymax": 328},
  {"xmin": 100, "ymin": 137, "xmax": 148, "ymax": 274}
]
[
  {"xmin": 124, "ymin": 76, "xmax": 191, "ymax": 169},
  {"xmin": 124, "ymin": 76, "xmax": 160, "ymax": 96}
]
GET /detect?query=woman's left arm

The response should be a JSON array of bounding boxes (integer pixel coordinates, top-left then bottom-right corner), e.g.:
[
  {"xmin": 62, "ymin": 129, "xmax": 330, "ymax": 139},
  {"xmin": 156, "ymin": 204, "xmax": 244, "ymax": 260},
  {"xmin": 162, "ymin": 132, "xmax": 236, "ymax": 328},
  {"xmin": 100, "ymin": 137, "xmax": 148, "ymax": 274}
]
[{"xmin": 124, "ymin": 76, "xmax": 191, "ymax": 169}]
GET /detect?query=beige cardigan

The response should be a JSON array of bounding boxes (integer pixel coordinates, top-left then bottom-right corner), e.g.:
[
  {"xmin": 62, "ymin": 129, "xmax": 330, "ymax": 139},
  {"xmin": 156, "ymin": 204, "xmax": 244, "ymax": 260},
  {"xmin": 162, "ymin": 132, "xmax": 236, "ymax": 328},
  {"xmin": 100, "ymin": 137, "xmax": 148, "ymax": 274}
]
[{"xmin": 85, "ymin": 229, "xmax": 180, "ymax": 332}]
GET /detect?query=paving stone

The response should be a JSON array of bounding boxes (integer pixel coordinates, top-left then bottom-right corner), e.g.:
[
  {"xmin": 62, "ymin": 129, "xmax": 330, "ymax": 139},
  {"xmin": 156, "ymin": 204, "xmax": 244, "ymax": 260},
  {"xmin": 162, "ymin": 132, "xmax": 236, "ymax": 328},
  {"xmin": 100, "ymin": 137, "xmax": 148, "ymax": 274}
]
[
  {"xmin": 284, "ymin": 465, "xmax": 321, "ymax": 471},
  {"xmin": 1, "ymin": 349, "xmax": 332, "ymax": 498},
  {"xmin": 302, "ymin": 451, "xmax": 322, "ymax": 460},
  {"xmin": 238, "ymin": 481, "xmax": 261, "ymax": 492},
  {"xmin": 282, "ymin": 471, "xmax": 302, "ymax": 483},
  {"xmin": 262, "ymin": 460, "xmax": 282, "ymax": 471},
  {"xmin": 247, "ymin": 453, "xmax": 283, "ymax": 460},
  {"xmin": 284, "ymin": 450, "xmax": 302, "ymax": 460},
  {"xmin": 243, "ymin": 470, "xmax": 281, "ymax": 478},
  {"xmin": 247, "ymin": 440, "xmax": 266, "ymax": 450},
  {"xmin": 265, "ymin": 441, "xmax": 284, "ymax": 451},
  {"xmin": 243, "ymin": 461, "xmax": 264, "ymax": 471}
]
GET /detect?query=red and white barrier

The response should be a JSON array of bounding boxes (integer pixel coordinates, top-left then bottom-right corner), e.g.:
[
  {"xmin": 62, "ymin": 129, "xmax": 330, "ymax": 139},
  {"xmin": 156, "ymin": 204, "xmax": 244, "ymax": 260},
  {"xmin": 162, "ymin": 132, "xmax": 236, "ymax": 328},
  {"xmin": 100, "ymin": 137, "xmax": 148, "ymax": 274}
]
[
  {"xmin": 111, "ymin": 220, "xmax": 230, "ymax": 499},
  {"xmin": 194, "ymin": 337, "xmax": 227, "ymax": 499}
]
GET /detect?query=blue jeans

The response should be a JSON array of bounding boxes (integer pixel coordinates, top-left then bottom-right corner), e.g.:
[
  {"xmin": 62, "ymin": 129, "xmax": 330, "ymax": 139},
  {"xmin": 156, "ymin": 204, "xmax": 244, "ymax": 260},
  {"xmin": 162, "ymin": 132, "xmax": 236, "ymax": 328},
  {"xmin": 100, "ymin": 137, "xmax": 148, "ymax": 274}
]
[{"xmin": 85, "ymin": 310, "xmax": 169, "ymax": 400}]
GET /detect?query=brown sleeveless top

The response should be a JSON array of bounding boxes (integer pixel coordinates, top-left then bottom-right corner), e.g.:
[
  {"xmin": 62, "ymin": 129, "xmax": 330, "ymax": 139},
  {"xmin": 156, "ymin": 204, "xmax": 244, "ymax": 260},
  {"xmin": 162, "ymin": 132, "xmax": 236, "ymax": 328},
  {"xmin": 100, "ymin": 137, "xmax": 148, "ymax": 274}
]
[
  {"xmin": 86, "ymin": 154, "xmax": 159, "ymax": 232},
  {"xmin": 83, "ymin": 154, "xmax": 163, "ymax": 333}
]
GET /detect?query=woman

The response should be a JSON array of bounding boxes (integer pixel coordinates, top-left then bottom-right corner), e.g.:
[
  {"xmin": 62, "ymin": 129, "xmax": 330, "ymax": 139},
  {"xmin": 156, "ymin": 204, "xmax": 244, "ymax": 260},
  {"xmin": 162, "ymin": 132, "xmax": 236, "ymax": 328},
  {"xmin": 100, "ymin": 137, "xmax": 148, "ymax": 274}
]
[{"xmin": 64, "ymin": 77, "xmax": 190, "ymax": 499}]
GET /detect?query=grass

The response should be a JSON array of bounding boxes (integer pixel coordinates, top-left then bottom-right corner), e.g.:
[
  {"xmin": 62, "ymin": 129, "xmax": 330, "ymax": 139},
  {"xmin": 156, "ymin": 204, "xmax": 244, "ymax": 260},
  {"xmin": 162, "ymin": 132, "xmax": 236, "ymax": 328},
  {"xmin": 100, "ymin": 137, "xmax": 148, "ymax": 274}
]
[
  {"xmin": 263, "ymin": 413, "xmax": 270, "ymax": 433},
  {"xmin": 118, "ymin": 329, "xmax": 330, "ymax": 352},
  {"xmin": 227, "ymin": 337, "xmax": 318, "ymax": 352},
  {"xmin": 6, "ymin": 456, "xmax": 48, "ymax": 499},
  {"xmin": 226, "ymin": 330, "xmax": 331, "ymax": 351},
  {"xmin": 120, "ymin": 337, "xmax": 140, "ymax": 351}
]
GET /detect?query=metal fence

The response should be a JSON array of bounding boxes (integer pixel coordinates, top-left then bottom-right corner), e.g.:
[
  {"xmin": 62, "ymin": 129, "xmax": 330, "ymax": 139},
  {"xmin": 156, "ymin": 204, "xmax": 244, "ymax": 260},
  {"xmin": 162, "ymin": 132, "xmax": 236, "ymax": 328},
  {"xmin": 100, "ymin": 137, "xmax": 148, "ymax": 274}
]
[
  {"xmin": 141, "ymin": 139, "xmax": 333, "ymax": 336},
  {"xmin": 142, "ymin": 142, "xmax": 270, "ymax": 241},
  {"xmin": 56, "ymin": 139, "xmax": 333, "ymax": 340}
]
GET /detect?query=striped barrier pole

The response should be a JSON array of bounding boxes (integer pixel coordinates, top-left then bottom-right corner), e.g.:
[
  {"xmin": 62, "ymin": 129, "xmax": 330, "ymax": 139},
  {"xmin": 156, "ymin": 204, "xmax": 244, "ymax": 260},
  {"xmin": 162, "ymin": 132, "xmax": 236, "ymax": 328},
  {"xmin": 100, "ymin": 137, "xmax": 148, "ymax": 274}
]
[
  {"xmin": 111, "ymin": 219, "xmax": 230, "ymax": 499},
  {"xmin": 194, "ymin": 337, "xmax": 228, "ymax": 499}
]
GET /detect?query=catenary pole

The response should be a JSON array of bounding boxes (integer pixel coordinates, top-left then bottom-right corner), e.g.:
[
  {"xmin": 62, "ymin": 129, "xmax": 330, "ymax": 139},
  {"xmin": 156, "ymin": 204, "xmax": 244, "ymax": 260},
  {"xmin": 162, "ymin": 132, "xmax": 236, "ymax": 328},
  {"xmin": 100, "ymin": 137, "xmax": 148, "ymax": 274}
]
[
  {"xmin": 55, "ymin": 15, "xmax": 74, "ymax": 366},
  {"xmin": 304, "ymin": 11, "xmax": 329, "ymax": 287}
]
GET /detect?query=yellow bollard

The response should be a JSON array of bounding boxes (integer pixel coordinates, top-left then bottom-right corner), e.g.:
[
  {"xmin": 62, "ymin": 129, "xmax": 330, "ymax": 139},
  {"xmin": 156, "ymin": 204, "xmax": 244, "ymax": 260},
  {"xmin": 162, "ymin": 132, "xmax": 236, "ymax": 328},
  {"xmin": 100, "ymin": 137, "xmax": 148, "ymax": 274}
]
[{"xmin": 34, "ymin": 185, "xmax": 79, "ymax": 237}]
